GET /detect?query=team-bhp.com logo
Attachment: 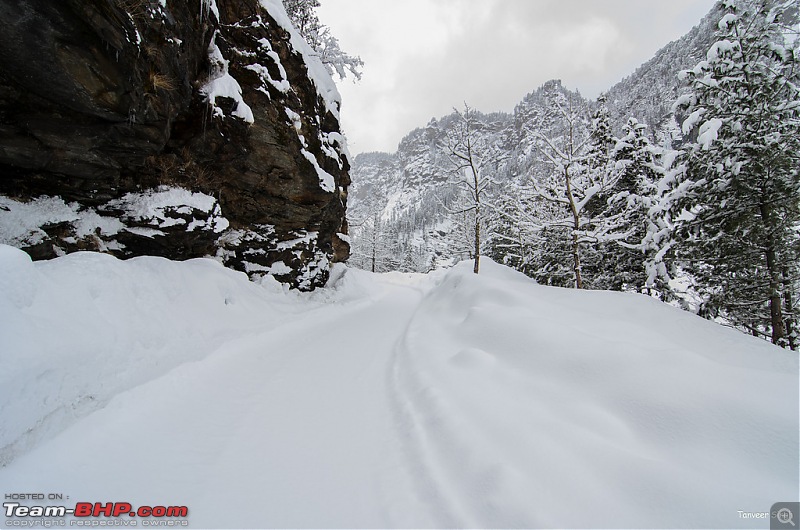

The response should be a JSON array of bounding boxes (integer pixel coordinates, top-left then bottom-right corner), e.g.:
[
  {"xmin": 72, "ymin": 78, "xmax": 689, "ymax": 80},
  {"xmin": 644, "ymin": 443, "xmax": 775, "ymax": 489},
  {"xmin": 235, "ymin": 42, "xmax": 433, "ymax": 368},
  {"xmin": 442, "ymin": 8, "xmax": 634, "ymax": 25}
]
[
  {"xmin": 4, "ymin": 502, "xmax": 188, "ymax": 525},
  {"xmin": 5, "ymin": 503, "xmax": 187, "ymax": 518}
]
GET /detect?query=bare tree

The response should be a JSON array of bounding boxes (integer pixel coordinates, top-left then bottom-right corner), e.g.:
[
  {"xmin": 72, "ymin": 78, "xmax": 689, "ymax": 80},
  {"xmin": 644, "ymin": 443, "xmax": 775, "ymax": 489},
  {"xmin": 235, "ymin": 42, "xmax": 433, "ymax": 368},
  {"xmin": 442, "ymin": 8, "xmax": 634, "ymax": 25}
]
[
  {"xmin": 526, "ymin": 91, "xmax": 626, "ymax": 288},
  {"xmin": 442, "ymin": 104, "xmax": 507, "ymax": 274},
  {"xmin": 283, "ymin": 0, "xmax": 363, "ymax": 81},
  {"xmin": 348, "ymin": 209, "xmax": 397, "ymax": 273}
]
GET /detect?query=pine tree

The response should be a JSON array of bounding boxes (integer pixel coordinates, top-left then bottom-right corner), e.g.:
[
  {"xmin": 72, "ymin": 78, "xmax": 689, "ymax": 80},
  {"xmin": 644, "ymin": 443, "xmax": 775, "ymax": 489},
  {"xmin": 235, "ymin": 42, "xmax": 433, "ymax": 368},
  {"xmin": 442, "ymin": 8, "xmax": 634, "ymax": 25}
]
[
  {"xmin": 599, "ymin": 118, "xmax": 662, "ymax": 292},
  {"xmin": 671, "ymin": 0, "xmax": 800, "ymax": 346},
  {"xmin": 574, "ymin": 97, "xmax": 618, "ymax": 290},
  {"xmin": 587, "ymin": 94, "xmax": 616, "ymax": 167},
  {"xmin": 486, "ymin": 194, "xmax": 535, "ymax": 276}
]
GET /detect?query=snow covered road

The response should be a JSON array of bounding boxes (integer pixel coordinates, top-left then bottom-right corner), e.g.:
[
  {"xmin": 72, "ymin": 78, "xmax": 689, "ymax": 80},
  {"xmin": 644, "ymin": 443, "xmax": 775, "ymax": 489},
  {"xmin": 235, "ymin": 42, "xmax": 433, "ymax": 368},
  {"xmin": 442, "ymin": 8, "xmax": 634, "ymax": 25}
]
[
  {"xmin": 1, "ymin": 246, "xmax": 797, "ymax": 528},
  {"xmin": 0, "ymin": 255, "xmax": 437, "ymax": 527}
]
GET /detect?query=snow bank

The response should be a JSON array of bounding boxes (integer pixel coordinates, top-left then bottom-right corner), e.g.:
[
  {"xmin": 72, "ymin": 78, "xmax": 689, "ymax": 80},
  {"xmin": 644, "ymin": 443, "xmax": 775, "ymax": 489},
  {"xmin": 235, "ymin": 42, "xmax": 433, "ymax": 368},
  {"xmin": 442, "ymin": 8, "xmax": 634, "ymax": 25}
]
[
  {"xmin": 0, "ymin": 245, "xmax": 296, "ymax": 466},
  {"xmin": 392, "ymin": 260, "xmax": 798, "ymax": 527},
  {"xmin": 0, "ymin": 253, "xmax": 796, "ymax": 528}
]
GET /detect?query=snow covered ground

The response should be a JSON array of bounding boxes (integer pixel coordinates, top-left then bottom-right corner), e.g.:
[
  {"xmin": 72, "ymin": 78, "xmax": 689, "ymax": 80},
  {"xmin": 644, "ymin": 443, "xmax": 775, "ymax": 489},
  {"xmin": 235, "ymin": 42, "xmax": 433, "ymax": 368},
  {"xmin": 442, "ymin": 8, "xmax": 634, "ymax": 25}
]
[{"xmin": 0, "ymin": 244, "xmax": 797, "ymax": 528}]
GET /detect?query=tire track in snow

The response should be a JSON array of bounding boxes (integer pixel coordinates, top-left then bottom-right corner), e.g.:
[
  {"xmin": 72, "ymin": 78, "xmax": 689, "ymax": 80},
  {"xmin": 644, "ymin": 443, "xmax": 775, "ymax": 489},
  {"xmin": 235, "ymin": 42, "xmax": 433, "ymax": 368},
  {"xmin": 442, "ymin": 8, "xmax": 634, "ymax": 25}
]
[
  {"xmin": 384, "ymin": 274, "xmax": 512, "ymax": 529},
  {"xmin": 1, "ymin": 277, "xmax": 438, "ymax": 527},
  {"xmin": 386, "ymin": 274, "xmax": 536, "ymax": 528},
  {"xmin": 386, "ymin": 325, "xmax": 465, "ymax": 529}
]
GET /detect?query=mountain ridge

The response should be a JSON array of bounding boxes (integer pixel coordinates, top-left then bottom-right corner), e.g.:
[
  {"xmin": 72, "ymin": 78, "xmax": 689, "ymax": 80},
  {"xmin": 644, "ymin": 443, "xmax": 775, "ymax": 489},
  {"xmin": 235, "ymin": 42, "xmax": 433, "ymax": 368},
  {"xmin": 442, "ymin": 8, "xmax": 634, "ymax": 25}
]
[{"xmin": 347, "ymin": 3, "xmax": 723, "ymax": 273}]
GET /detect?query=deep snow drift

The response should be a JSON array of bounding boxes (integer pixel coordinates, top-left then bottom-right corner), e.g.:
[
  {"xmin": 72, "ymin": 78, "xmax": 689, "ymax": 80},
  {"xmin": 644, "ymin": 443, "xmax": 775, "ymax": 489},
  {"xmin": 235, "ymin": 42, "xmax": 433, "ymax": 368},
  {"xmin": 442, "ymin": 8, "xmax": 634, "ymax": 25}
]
[{"xmin": 0, "ymin": 245, "xmax": 797, "ymax": 528}]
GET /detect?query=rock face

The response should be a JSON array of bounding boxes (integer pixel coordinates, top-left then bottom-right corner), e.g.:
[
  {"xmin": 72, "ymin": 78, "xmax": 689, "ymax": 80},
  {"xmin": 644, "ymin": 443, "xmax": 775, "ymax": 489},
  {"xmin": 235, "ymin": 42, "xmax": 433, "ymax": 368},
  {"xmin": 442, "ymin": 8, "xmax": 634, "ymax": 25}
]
[{"xmin": 0, "ymin": 0, "xmax": 350, "ymax": 289}]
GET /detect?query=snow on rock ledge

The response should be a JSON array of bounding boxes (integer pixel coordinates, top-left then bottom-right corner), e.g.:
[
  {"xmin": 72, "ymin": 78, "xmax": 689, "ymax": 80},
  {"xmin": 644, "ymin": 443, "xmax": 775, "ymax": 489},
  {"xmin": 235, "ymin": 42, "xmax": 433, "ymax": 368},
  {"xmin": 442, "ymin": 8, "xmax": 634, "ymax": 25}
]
[
  {"xmin": 259, "ymin": 0, "xmax": 343, "ymax": 122},
  {"xmin": 201, "ymin": 31, "xmax": 255, "ymax": 123},
  {"xmin": 0, "ymin": 187, "xmax": 228, "ymax": 263}
]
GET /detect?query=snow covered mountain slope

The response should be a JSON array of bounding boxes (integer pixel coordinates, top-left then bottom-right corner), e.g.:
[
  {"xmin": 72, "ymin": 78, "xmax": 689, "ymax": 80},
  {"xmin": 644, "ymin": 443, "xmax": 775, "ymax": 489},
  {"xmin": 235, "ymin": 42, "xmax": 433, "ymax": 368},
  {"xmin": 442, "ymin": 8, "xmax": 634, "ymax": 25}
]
[
  {"xmin": 0, "ymin": 245, "xmax": 797, "ymax": 528},
  {"xmin": 604, "ymin": 3, "xmax": 722, "ymax": 134},
  {"xmin": 347, "ymin": 3, "xmax": 725, "ymax": 274}
]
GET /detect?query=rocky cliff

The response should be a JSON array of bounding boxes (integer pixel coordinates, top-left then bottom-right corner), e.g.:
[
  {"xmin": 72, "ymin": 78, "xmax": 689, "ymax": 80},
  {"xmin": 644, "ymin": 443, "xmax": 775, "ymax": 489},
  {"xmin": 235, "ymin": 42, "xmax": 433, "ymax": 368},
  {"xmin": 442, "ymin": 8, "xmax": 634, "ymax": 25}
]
[{"xmin": 0, "ymin": 0, "xmax": 350, "ymax": 289}]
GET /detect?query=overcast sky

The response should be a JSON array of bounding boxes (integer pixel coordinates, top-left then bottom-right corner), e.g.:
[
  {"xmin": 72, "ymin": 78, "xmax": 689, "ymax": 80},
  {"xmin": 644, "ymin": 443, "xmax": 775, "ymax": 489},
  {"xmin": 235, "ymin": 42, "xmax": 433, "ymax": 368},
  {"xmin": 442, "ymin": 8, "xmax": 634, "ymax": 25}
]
[{"xmin": 316, "ymin": 0, "xmax": 718, "ymax": 155}]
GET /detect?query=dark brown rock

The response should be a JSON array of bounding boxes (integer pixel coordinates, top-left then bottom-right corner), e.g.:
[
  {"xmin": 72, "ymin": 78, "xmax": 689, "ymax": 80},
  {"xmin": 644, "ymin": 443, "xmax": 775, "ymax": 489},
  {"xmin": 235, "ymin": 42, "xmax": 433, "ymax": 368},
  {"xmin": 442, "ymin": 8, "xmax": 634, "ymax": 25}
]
[{"xmin": 0, "ymin": 0, "xmax": 350, "ymax": 289}]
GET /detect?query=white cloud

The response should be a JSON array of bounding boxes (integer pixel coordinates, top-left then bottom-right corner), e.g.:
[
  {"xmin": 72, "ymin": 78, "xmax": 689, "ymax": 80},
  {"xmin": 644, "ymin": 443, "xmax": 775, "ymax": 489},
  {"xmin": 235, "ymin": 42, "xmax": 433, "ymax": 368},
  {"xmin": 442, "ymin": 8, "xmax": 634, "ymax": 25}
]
[{"xmin": 317, "ymin": 0, "xmax": 718, "ymax": 155}]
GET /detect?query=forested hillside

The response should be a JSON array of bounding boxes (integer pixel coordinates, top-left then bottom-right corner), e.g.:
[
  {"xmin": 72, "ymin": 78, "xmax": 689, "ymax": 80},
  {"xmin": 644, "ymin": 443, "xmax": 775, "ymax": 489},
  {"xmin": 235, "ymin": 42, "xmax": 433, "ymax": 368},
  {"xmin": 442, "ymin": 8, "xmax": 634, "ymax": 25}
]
[{"xmin": 349, "ymin": 0, "xmax": 800, "ymax": 349}]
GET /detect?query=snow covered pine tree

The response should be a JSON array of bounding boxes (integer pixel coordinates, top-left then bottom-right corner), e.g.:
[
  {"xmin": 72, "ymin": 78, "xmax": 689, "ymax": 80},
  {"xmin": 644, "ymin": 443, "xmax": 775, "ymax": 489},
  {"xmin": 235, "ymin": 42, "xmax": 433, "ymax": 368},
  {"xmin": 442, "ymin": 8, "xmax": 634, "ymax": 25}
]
[
  {"xmin": 527, "ymin": 89, "xmax": 628, "ymax": 289},
  {"xmin": 602, "ymin": 117, "xmax": 663, "ymax": 293},
  {"xmin": 672, "ymin": 0, "xmax": 800, "ymax": 347}
]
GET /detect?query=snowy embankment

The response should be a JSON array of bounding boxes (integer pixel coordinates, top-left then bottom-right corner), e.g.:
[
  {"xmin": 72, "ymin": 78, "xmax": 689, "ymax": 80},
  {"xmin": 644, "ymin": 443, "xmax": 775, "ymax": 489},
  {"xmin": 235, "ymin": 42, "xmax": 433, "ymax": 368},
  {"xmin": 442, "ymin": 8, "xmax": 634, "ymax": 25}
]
[
  {"xmin": 0, "ymin": 245, "xmax": 297, "ymax": 467},
  {"xmin": 0, "ymin": 244, "xmax": 797, "ymax": 528}
]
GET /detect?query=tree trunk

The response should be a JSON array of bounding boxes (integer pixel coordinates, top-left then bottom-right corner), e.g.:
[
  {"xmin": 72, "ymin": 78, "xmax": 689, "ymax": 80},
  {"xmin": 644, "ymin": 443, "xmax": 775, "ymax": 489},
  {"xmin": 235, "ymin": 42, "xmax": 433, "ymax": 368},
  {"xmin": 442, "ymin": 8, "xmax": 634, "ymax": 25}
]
[
  {"xmin": 571, "ymin": 230, "xmax": 582, "ymax": 289},
  {"xmin": 564, "ymin": 166, "xmax": 583, "ymax": 289},
  {"xmin": 760, "ymin": 201, "xmax": 784, "ymax": 345},
  {"xmin": 473, "ymin": 162, "xmax": 481, "ymax": 275},
  {"xmin": 783, "ymin": 267, "xmax": 796, "ymax": 351},
  {"xmin": 474, "ymin": 212, "xmax": 480, "ymax": 274}
]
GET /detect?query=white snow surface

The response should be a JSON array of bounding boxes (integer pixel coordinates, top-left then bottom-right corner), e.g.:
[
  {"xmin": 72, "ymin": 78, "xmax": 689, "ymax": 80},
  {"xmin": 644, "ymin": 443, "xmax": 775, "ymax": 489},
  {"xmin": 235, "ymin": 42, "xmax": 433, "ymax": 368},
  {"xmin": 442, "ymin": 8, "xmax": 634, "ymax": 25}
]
[
  {"xmin": 301, "ymin": 148, "xmax": 336, "ymax": 192},
  {"xmin": 0, "ymin": 247, "xmax": 797, "ymax": 528},
  {"xmin": 259, "ymin": 0, "xmax": 342, "ymax": 122},
  {"xmin": 201, "ymin": 31, "xmax": 254, "ymax": 124},
  {"xmin": 105, "ymin": 185, "xmax": 229, "ymax": 233},
  {"xmin": 0, "ymin": 196, "xmax": 124, "ymax": 247}
]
